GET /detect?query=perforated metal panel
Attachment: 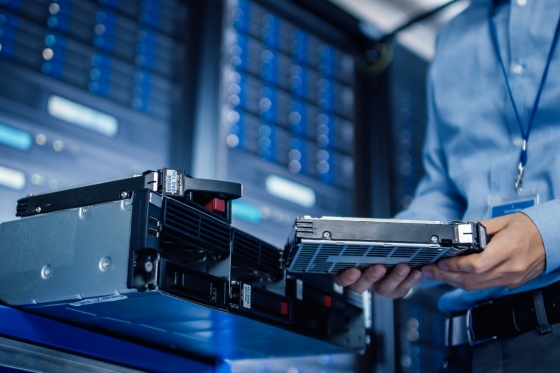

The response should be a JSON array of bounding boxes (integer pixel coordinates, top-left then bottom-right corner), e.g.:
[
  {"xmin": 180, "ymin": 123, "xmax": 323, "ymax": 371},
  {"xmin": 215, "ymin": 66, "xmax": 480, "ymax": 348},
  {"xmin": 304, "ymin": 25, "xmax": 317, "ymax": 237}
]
[{"xmin": 288, "ymin": 240, "xmax": 452, "ymax": 272}]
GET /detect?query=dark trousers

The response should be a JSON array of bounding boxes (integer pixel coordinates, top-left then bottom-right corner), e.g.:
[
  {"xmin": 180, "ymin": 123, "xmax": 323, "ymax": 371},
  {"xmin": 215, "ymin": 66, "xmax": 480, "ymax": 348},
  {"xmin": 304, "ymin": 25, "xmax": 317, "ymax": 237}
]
[{"xmin": 439, "ymin": 326, "xmax": 560, "ymax": 373}]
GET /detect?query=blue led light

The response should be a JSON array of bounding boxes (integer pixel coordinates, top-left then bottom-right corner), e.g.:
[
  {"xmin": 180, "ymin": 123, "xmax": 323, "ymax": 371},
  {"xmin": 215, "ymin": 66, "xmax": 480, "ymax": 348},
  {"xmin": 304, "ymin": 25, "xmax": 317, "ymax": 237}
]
[
  {"xmin": 88, "ymin": 81, "xmax": 100, "ymax": 93},
  {"xmin": 0, "ymin": 123, "xmax": 32, "ymax": 151},
  {"xmin": 91, "ymin": 54, "xmax": 102, "ymax": 66},
  {"xmin": 91, "ymin": 53, "xmax": 112, "ymax": 68},
  {"xmin": 229, "ymin": 123, "xmax": 240, "ymax": 134},
  {"xmin": 237, "ymin": 112, "xmax": 245, "ymax": 148},
  {"xmin": 262, "ymin": 15, "xmax": 280, "ymax": 48},
  {"xmin": 44, "ymin": 34, "xmax": 56, "ymax": 47},
  {"xmin": 232, "ymin": 200, "xmax": 262, "ymax": 223},
  {"xmin": 47, "ymin": 16, "xmax": 58, "ymax": 28},
  {"xmin": 133, "ymin": 83, "xmax": 150, "ymax": 100},
  {"xmin": 292, "ymin": 30, "xmax": 309, "ymax": 63},
  {"xmin": 96, "ymin": 11, "xmax": 107, "ymax": 23},
  {"xmin": 233, "ymin": 0, "xmax": 251, "ymax": 32},
  {"xmin": 89, "ymin": 68, "xmax": 101, "ymax": 80},
  {"xmin": 41, "ymin": 62, "xmax": 52, "ymax": 74},
  {"xmin": 93, "ymin": 36, "xmax": 104, "ymax": 48}
]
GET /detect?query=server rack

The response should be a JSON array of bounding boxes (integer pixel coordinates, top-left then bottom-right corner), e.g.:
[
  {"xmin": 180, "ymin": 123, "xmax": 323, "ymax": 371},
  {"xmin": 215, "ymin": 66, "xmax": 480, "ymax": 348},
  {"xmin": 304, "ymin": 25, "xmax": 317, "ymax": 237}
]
[
  {"xmin": 389, "ymin": 43, "xmax": 450, "ymax": 373},
  {"xmin": 0, "ymin": 0, "xmax": 199, "ymax": 224},
  {"xmin": 190, "ymin": 0, "xmax": 388, "ymax": 247},
  {"xmin": 388, "ymin": 43, "xmax": 429, "ymax": 215}
]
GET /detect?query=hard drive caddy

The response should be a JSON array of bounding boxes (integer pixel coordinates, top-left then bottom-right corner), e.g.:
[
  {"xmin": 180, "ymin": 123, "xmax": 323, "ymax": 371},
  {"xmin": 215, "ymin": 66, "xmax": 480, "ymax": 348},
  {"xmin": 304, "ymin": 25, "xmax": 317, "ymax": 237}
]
[
  {"xmin": 284, "ymin": 216, "xmax": 488, "ymax": 273},
  {"xmin": 16, "ymin": 168, "xmax": 243, "ymax": 223}
]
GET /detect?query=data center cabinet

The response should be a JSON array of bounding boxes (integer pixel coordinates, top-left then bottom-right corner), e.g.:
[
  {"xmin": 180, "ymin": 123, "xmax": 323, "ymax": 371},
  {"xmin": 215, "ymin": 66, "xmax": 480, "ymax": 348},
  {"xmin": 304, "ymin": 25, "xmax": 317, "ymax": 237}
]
[{"xmin": 0, "ymin": 0, "xmax": 200, "ymax": 224}]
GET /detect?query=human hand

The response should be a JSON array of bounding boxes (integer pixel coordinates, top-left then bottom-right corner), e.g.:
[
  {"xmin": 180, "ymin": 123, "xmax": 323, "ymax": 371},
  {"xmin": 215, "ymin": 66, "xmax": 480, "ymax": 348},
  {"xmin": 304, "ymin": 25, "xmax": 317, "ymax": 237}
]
[
  {"xmin": 421, "ymin": 212, "xmax": 545, "ymax": 290},
  {"xmin": 333, "ymin": 263, "xmax": 423, "ymax": 298}
]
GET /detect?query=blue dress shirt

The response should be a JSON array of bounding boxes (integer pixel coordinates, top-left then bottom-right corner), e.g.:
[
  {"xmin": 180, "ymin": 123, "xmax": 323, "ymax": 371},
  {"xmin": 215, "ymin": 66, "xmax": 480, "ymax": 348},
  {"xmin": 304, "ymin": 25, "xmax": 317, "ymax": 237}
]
[{"xmin": 394, "ymin": 0, "xmax": 560, "ymax": 313}]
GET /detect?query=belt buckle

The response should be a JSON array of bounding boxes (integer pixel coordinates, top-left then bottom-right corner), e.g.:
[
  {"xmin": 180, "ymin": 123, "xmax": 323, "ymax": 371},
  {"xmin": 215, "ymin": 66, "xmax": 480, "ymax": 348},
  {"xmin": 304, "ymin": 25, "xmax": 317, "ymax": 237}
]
[{"xmin": 466, "ymin": 300, "xmax": 498, "ymax": 346}]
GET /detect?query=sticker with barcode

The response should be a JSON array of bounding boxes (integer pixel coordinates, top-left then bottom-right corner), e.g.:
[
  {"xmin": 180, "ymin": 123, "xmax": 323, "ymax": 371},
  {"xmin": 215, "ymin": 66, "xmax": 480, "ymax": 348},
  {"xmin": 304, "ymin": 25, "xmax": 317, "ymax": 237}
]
[
  {"xmin": 165, "ymin": 169, "xmax": 181, "ymax": 194},
  {"xmin": 242, "ymin": 284, "xmax": 252, "ymax": 309},
  {"xmin": 69, "ymin": 295, "xmax": 127, "ymax": 307}
]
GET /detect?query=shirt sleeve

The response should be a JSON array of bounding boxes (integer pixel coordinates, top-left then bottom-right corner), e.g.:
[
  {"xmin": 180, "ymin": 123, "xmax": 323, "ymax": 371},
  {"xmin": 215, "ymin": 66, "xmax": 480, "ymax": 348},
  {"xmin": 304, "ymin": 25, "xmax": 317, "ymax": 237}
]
[
  {"xmin": 522, "ymin": 199, "xmax": 560, "ymax": 274},
  {"xmin": 394, "ymin": 68, "xmax": 466, "ymax": 223}
]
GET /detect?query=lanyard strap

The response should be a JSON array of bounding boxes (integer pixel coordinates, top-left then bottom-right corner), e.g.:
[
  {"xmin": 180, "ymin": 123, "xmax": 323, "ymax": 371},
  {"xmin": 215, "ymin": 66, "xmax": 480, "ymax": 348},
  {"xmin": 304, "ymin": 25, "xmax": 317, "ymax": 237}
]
[{"xmin": 488, "ymin": 3, "xmax": 560, "ymax": 183}]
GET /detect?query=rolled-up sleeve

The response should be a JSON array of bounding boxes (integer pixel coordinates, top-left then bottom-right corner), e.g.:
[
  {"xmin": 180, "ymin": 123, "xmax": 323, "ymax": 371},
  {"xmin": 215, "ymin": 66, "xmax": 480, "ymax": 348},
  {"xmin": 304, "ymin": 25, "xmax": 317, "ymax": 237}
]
[{"xmin": 522, "ymin": 199, "xmax": 560, "ymax": 274}]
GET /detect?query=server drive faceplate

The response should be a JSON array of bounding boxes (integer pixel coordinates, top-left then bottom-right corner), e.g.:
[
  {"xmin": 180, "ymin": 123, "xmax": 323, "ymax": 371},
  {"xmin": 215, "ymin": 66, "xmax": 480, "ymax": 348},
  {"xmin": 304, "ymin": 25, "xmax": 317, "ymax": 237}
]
[{"xmin": 284, "ymin": 216, "xmax": 488, "ymax": 272}]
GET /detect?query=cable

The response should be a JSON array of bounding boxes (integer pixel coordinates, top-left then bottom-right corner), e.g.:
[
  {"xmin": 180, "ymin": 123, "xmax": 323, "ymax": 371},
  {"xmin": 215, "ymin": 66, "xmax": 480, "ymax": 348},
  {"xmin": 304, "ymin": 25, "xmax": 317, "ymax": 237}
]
[
  {"xmin": 380, "ymin": 0, "xmax": 460, "ymax": 42},
  {"xmin": 362, "ymin": 0, "xmax": 462, "ymax": 75}
]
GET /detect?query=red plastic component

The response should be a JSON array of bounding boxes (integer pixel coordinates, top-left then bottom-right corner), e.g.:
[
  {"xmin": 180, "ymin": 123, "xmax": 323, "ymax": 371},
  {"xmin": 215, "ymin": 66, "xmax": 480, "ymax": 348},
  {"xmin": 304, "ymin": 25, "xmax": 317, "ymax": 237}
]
[
  {"xmin": 324, "ymin": 295, "xmax": 332, "ymax": 308},
  {"xmin": 280, "ymin": 302, "xmax": 289, "ymax": 315},
  {"xmin": 204, "ymin": 198, "xmax": 226, "ymax": 213}
]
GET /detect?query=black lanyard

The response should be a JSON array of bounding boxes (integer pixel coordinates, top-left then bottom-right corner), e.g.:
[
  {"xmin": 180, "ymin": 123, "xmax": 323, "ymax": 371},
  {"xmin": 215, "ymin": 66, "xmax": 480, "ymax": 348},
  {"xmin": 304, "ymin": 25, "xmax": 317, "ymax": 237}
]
[{"xmin": 488, "ymin": 2, "xmax": 560, "ymax": 194}]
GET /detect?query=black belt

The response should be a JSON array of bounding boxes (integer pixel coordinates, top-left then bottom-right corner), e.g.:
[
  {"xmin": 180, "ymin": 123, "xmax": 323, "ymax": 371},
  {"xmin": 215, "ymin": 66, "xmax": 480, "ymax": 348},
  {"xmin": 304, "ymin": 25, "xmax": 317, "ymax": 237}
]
[{"xmin": 446, "ymin": 281, "xmax": 560, "ymax": 346}]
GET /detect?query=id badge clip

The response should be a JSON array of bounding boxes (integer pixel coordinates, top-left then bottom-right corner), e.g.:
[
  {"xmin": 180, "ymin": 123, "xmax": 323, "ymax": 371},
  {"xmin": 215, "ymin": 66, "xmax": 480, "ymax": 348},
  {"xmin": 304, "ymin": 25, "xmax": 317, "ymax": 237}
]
[{"xmin": 489, "ymin": 189, "xmax": 539, "ymax": 218}]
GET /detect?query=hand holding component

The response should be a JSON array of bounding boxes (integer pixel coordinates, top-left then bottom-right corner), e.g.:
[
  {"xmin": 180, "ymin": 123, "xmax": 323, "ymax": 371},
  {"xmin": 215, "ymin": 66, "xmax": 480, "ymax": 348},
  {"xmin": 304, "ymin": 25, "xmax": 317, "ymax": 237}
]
[
  {"xmin": 421, "ymin": 212, "xmax": 545, "ymax": 290},
  {"xmin": 334, "ymin": 264, "xmax": 423, "ymax": 298}
]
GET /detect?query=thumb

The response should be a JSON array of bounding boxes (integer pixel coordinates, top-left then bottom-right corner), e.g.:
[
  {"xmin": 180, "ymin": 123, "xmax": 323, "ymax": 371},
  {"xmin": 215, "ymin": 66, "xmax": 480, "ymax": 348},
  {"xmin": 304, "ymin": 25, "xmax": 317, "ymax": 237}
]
[{"xmin": 478, "ymin": 214, "xmax": 511, "ymax": 236}]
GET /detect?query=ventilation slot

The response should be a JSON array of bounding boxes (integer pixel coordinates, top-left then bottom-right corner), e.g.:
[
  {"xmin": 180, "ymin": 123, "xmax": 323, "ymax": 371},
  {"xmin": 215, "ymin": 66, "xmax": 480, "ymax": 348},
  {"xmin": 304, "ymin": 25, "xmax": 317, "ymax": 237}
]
[
  {"xmin": 162, "ymin": 199, "xmax": 231, "ymax": 256},
  {"xmin": 408, "ymin": 248, "xmax": 442, "ymax": 268},
  {"xmin": 232, "ymin": 228, "xmax": 283, "ymax": 279},
  {"xmin": 341, "ymin": 246, "xmax": 368, "ymax": 256},
  {"xmin": 296, "ymin": 221, "xmax": 313, "ymax": 230},
  {"xmin": 366, "ymin": 247, "xmax": 393, "ymax": 257},
  {"xmin": 290, "ymin": 244, "xmax": 327, "ymax": 272},
  {"xmin": 16, "ymin": 199, "xmax": 29, "ymax": 215},
  {"xmin": 389, "ymin": 248, "xmax": 419, "ymax": 258},
  {"xmin": 332, "ymin": 263, "xmax": 356, "ymax": 273}
]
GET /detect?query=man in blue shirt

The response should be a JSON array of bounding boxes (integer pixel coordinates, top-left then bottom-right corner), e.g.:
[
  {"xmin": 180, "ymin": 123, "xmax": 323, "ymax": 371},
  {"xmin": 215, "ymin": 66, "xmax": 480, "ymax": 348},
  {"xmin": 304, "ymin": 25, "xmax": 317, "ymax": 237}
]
[{"xmin": 336, "ymin": 0, "xmax": 560, "ymax": 371}]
